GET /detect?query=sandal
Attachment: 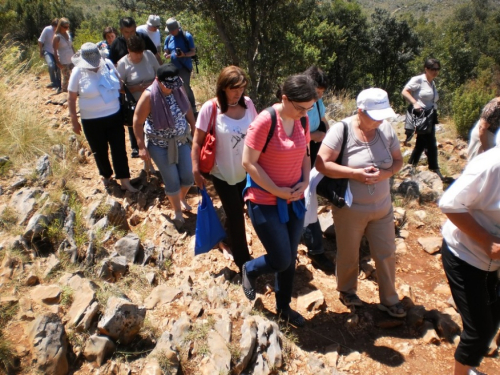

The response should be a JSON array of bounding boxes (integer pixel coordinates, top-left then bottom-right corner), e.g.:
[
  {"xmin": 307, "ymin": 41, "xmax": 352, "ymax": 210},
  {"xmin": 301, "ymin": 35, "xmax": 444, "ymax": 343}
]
[
  {"xmin": 377, "ymin": 302, "xmax": 407, "ymax": 318},
  {"xmin": 277, "ymin": 307, "xmax": 306, "ymax": 328},
  {"xmin": 242, "ymin": 262, "xmax": 256, "ymax": 301},
  {"xmin": 339, "ymin": 292, "xmax": 363, "ymax": 307}
]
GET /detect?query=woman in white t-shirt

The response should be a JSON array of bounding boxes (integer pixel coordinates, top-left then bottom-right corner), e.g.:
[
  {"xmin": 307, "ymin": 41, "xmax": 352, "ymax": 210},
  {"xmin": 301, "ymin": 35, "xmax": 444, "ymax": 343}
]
[
  {"xmin": 191, "ymin": 66, "xmax": 258, "ymax": 273},
  {"xmin": 439, "ymin": 147, "xmax": 500, "ymax": 375},
  {"xmin": 52, "ymin": 18, "xmax": 75, "ymax": 94},
  {"xmin": 68, "ymin": 42, "xmax": 138, "ymax": 193}
]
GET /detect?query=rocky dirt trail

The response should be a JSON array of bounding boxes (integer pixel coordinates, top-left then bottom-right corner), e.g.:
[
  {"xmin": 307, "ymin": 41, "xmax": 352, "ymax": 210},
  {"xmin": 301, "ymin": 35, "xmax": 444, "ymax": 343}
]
[{"xmin": 0, "ymin": 73, "xmax": 499, "ymax": 375}]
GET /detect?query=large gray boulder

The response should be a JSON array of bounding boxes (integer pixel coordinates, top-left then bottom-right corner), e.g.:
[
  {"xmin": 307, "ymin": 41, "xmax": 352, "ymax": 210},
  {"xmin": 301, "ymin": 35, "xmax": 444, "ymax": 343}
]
[
  {"xmin": 9, "ymin": 187, "xmax": 43, "ymax": 224},
  {"xmin": 97, "ymin": 297, "xmax": 145, "ymax": 345},
  {"xmin": 28, "ymin": 313, "xmax": 68, "ymax": 375},
  {"xmin": 114, "ymin": 233, "xmax": 141, "ymax": 263}
]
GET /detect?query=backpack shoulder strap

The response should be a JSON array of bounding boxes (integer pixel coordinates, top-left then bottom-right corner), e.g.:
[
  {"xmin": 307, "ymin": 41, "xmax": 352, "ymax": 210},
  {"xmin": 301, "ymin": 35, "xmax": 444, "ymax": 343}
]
[
  {"xmin": 335, "ymin": 121, "xmax": 348, "ymax": 165},
  {"xmin": 262, "ymin": 107, "xmax": 277, "ymax": 153}
]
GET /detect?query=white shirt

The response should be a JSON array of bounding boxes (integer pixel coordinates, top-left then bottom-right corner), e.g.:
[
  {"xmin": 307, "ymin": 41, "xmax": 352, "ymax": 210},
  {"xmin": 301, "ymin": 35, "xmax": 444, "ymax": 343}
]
[
  {"xmin": 196, "ymin": 97, "xmax": 258, "ymax": 185},
  {"xmin": 439, "ymin": 147, "xmax": 500, "ymax": 271},
  {"xmin": 467, "ymin": 120, "xmax": 497, "ymax": 161},
  {"xmin": 404, "ymin": 74, "xmax": 439, "ymax": 110},
  {"xmin": 38, "ymin": 26, "xmax": 55, "ymax": 54},
  {"xmin": 136, "ymin": 25, "xmax": 161, "ymax": 51},
  {"xmin": 68, "ymin": 59, "xmax": 121, "ymax": 119}
]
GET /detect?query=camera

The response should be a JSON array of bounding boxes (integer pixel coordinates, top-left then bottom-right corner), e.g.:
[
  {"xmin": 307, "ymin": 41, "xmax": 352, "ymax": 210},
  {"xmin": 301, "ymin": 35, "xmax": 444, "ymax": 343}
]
[{"xmin": 175, "ymin": 48, "xmax": 182, "ymax": 55}]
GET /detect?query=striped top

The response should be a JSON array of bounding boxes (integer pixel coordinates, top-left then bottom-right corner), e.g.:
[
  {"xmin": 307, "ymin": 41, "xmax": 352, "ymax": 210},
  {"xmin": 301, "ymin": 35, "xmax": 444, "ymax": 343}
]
[{"xmin": 244, "ymin": 104, "xmax": 310, "ymax": 205}]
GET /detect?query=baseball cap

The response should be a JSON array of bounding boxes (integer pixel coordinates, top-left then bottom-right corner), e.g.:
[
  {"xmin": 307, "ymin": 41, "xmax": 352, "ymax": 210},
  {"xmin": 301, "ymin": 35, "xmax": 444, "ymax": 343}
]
[{"xmin": 356, "ymin": 88, "xmax": 396, "ymax": 121}]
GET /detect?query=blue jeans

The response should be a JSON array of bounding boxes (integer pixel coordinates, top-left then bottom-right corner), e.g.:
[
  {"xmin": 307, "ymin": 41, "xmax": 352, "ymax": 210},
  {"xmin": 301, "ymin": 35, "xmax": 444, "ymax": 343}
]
[
  {"xmin": 43, "ymin": 51, "xmax": 60, "ymax": 88},
  {"xmin": 245, "ymin": 200, "xmax": 305, "ymax": 310},
  {"xmin": 148, "ymin": 142, "xmax": 193, "ymax": 195}
]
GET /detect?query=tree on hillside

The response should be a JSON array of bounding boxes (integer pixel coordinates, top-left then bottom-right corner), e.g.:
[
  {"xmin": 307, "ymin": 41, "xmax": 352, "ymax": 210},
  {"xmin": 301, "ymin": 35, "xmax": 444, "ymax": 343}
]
[{"xmin": 366, "ymin": 9, "xmax": 421, "ymax": 101}]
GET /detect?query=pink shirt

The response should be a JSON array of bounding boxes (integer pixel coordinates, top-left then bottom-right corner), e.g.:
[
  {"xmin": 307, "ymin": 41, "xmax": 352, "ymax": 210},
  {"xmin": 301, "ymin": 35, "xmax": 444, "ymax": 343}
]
[{"xmin": 244, "ymin": 104, "xmax": 310, "ymax": 205}]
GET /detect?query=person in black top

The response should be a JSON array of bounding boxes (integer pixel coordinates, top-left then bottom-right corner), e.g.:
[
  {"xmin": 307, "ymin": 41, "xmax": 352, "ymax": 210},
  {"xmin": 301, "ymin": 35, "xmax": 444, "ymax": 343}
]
[
  {"xmin": 109, "ymin": 17, "xmax": 161, "ymax": 65},
  {"xmin": 109, "ymin": 17, "xmax": 162, "ymax": 158}
]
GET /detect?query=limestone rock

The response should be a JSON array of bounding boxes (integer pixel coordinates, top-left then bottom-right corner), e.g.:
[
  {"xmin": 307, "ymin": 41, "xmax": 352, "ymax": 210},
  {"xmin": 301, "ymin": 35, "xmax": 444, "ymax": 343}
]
[
  {"xmin": 170, "ymin": 314, "xmax": 191, "ymax": 348},
  {"xmin": 422, "ymin": 320, "xmax": 440, "ymax": 344},
  {"xmin": 98, "ymin": 256, "xmax": 128, "ymax": 282},
  {"xmin": 214, "ymin": 311, "xmax": 231, "ymax": 343},
  {"xmin": 83, "ymin": 334, "xmax": 116, "ymax": 367},
  {"xmin": 233, "ymin": 317, "xmax": 257, "ymax": 375},
  {"xmin": 28, "ymin": 313, "xmax": 68, "ymax": 375},
  {"xmin": 30, "ymin": 284, "xmax": 62, "ymax": 305},
  {"xmin": 142, "ymin": 331, "xmax": 180, "ymax": 375},
  {"xmin": 36, "ymin": 154, "xmax": 51, "ymax": 180},
  {"xmin": 66, "ymin": 280, "xmax": 96, "ymax": 327},
  {"xmin": 43, "ymin": 254, "xmax": 61, "ymax": 279},
  {"xmin": 201, "ymin": 330, "xmax": 231, "ymax": 375},
  {"xmin": 318, "ymin": 212, "xmax": 335, "ymax": 237},
  {"xmin": 98, "ymin": 297, "xmax": 146, "ymax": 345},
  {"xmin": 417, "ymin": 237, "xmax": 442, "ymax": 254},
  {"xmin": 144, "ymin": 285, "xmax": 182, "ymax": 309},
  {"xmin": 188, "ymin": 300, "xmax": 203, "ymax": 318},
  {"xmin": 9, "ymin": 187, "xmax": 43, "ymax": 224},
  {"xmin": 76, "ymin": 301, "xmax": 100, "ymax": 332},
  {"xmin": 297, "ymin": 288, "xmax": 325, "ymax": 312},
  {"xmin": 23, "ymin": 213, "xmax": 49, "ymax": 240},
  {"xmin": 114, "ymin": 233, "xmax": 140, "ymax": 263},
  {"xmin": 413, "ymin": 210, "xmax": 427, "ymax": 221}
]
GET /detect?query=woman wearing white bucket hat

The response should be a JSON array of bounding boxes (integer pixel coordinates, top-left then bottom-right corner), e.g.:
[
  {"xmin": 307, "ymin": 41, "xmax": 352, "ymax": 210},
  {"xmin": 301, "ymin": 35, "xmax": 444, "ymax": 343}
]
[
  {"xmin": 68, "ymin": 42, "xmax": 138, "ymax": 192},
  {"xmin": 316, "ymin": 88, "xmax": 406, "ymax": 318}
]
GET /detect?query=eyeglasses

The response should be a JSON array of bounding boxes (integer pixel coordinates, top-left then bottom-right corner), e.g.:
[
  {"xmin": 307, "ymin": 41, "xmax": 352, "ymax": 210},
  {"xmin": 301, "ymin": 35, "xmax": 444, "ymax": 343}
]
[
  {"xmin": 290, "ymin": 101, "xmax": 314, "ymax": 113},
  {"xmin": 61, "ymin": 24, "xmax": 70, "ymax": 29}
]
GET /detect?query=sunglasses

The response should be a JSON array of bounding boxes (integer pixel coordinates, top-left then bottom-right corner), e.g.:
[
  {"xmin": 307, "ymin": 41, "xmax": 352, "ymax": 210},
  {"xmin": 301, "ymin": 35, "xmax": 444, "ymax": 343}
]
[
  {"xmin": 428, "ymin": 67, "xmax": 440, "ymax": 71},
  {"xmin": 290, "ymin": 100, "xmax": 314, "ymax": 113}
]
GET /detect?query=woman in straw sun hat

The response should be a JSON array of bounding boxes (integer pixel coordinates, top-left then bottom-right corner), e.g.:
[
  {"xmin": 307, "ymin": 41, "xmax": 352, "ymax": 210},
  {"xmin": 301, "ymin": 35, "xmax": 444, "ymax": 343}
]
[{"xmin": 68, "ymin": 42, "xmax": 138, "ymax": 192}]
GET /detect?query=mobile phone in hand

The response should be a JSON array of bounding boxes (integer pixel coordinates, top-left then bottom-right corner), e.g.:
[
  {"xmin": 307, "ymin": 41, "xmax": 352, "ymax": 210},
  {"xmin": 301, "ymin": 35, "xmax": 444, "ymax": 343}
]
[{"xmin": 175, "ymin": 48, "xmax": 182, "ymax": 55}]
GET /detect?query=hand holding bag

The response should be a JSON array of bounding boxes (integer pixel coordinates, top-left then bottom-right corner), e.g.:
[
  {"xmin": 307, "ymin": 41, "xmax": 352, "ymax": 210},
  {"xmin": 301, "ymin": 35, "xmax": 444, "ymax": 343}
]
[
  {"xmin": 316, "ymin": 121, "xmax": 349, "ymax": 208},
  {"xmin": 195, "ymin": 187, "xmax": 226, "ymax": 255},
  {"xmin": 121, "ymin": 84, "xmax": 137, "ymax": 127},
  {"xmin": 405, "ymin": 106, "xmax": 435, "ymax": 135},
  {"xmin": 199, "ymin": 99, "xmax": 218, "ymax": 173}
]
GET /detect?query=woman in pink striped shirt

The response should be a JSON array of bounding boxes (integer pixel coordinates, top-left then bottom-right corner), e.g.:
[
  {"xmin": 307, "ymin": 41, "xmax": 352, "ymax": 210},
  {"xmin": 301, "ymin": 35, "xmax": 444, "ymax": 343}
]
[{"xmin": 241, "ymin": 74, "xmax": 317, "ymax": 327}]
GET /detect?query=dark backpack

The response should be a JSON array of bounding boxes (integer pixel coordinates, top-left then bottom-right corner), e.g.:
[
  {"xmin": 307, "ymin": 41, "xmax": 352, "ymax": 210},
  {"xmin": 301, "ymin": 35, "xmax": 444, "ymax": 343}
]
[
  {"xmin": 262, "ymin": 106, "xmax": 309, "ymax": 157},
  {"xmin": 166, "ymin": 30, "xmax": 199, "ymax": 73}
]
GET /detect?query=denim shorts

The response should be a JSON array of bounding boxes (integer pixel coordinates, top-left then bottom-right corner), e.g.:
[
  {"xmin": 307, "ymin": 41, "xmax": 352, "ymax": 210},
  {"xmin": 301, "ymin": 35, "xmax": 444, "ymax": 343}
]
[{"xmin": 148, "ymin": 142, "xmax": 193, "ymax": 195}]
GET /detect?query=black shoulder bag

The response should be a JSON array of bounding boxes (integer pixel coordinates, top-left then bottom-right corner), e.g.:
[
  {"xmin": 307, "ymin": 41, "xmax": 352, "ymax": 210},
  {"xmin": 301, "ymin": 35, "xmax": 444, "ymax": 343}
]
[
  {"xmin": 315, "ymin": 121, "xmax": 349, "ymax": 208},
  {"xmin": 121, "ymin": 84, "xmax": 137, "ymax": 127},
  {"xmin": 404, "ymin": 82, "xmax": 436, "ymax": 135}
]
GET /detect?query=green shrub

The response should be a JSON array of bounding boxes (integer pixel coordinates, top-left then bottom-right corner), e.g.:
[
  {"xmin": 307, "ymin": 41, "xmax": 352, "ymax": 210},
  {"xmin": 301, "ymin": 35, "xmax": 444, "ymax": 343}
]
[{"xmin": 452, "ymin": 81, "xmax": 495, "ymax": 139}]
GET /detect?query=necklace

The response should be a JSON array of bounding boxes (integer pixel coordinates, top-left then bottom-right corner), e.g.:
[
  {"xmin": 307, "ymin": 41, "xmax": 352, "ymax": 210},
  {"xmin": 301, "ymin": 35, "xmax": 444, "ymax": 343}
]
[{"xmin": 228, "ymin": 102, "xmax": 239, "ymax": 107}]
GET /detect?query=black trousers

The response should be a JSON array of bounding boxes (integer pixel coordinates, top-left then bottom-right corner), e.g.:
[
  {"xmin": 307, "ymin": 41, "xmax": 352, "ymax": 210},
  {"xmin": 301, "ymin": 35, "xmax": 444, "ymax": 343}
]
[
  {"xmin": 442, "ymin": 240, "xmax": 500, "ymax": 367},
  {"xmin": 211, "ymin": 176, "xmax": 250, "ymax": 271},
  {"xmin": 127, "ymin": 126, "xmax": 138, "ymax": 151},
  {"xmin": 408, "ymin": 130, "xmax": 439, "ymax": 170},
  {"xmin": 81, "ymin": 110, "xmax": 131, "ymax": 179}
]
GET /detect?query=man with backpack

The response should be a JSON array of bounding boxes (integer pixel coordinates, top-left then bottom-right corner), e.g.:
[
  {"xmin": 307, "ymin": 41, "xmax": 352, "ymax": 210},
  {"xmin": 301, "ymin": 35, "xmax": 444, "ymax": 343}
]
[{"xmin": 164, "ymin": 18, "xmax": 197, "ymax": 115}]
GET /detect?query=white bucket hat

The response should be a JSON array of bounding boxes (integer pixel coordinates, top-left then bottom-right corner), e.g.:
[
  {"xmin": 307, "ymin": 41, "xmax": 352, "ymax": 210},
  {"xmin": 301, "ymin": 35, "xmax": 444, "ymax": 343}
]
[
  {"xmin": 71, "ymin": 42, "xmax": 105, "ymax": 69},
  {"xmin": 147, "ymin": 15, "xmax": 161, "ymax": 28},
  {"xmin": 356, "ymin": 88, "xmax": 396, "ymax": 121}
]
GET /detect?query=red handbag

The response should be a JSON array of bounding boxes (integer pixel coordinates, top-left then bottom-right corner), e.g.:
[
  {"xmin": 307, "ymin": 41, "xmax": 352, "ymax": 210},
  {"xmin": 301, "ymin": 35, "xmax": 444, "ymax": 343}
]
[{"xmin": 199, "ymin": 99, "xmax": 218, "ymax": 173}]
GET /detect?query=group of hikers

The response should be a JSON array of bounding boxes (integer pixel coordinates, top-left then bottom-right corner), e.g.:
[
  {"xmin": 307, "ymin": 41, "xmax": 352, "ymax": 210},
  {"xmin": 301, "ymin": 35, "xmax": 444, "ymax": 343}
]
[{"xmin": 37, "ymin": 14, "xmax": 499, "ymax": 375}]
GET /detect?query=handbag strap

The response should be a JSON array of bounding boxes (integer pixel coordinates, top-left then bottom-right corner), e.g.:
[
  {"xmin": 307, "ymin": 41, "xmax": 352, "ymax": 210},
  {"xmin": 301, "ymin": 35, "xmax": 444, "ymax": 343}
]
[
  {"xmin": 122, "ymin": 83, "xmax": 136, "ymax": 104},
  {"xmin": 335, "ymin": 121, "xmax": 348, "ymax": 165},
  {"xmin": 207, "ymin": 98, "xmax": 217, "ymax": 136}
]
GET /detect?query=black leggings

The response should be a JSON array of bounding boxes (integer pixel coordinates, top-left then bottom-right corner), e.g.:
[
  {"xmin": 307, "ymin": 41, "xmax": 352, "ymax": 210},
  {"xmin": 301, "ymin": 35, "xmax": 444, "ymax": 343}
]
[
  {"xmin": 442, "ymin": 240, "xmax": 500, "ymax": 367},
  {"xmin": 211, "ymin": 176, "xmax": 250, "ymax": 271},
  {"xmin": 81, "ymin": 110, "xmax": 131, "ymax": 179}
]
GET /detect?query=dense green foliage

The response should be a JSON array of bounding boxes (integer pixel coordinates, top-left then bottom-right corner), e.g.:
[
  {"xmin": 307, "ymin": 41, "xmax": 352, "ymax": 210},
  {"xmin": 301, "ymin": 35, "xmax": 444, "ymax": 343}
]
[{"xmin": 2, "ymin": 0, "xmax": 500, "ymax": 137}]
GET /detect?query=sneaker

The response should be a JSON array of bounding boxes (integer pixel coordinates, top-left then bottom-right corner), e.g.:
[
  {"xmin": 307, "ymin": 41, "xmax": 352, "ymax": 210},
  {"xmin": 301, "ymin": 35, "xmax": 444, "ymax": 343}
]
[
  {"xmin": 55, "ymin": 87, "xmax": 62, "ymax": 94},
  {"xmin": 339, "ymin": 292, "xmax": 363, "ymax": 307},
  {"xmin": 277, "ymin": 307, "xmax": 306, "ymax": 328},
  {"xmin": 308, "ymin": 252, "xmax": 335, "ymax": 272},
  {"xmin": 131, "ymin": 148, "xmax": 139, "ymax": 158},
  {"xmin": 242, "ymin": 262, "xmax": 256, "ymax": 301}
]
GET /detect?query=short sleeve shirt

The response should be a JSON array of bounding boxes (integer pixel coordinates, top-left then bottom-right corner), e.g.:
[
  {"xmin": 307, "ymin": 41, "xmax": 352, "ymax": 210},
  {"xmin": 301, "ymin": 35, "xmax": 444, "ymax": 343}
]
[
  {"xmin": 38, "ymin": 26, "xmax": 55, "ymax": 54},
  {"xmin": 244, "ymin": 104, "xmax": 310, "ymax": 205},
  {"xmin": 136, "ymin": 25, "xmax": 161, "ymax": 50},
  {"xmin": 307, "ymin": 99, "xmax": 326, "ymax": 133},
  {"xmin": 109, "ymin": 34, "xmax": 158, "ymax": 65},
  {"xmin": 196, "ymin": 97, "xmax": 258, "ymax": 184},
  {"xmin": 117, "ymin": 50, "xmax": 160, "ymax": 101},
  {"xmin": 322, "ymin": 117, "xmax": 399, "ymax": 210},
  {"xmin": 164, "ymin": 31, "xmax": 195, "ymax": 71},
  {"xmin": 404, "ymin": 74, "xmax": 439, "ymax": 110}
]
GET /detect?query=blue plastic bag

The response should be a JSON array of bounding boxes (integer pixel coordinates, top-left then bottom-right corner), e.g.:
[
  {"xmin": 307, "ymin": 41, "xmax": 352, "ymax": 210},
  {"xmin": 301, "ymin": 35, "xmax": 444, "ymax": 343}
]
[{"xmin": 195, "ymin": 187, "xmax": 226, "ymax": 255}]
